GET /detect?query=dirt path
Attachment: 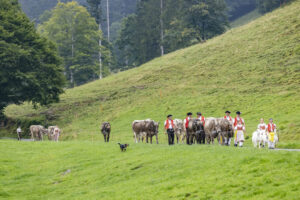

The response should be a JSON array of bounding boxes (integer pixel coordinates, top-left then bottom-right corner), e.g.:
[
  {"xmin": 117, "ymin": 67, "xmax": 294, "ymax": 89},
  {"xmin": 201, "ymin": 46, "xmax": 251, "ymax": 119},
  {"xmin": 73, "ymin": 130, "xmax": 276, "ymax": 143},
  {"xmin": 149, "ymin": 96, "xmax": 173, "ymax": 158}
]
[{"xmin": 273, "ymin": 148, "xmax": 300, "ymax": 152}]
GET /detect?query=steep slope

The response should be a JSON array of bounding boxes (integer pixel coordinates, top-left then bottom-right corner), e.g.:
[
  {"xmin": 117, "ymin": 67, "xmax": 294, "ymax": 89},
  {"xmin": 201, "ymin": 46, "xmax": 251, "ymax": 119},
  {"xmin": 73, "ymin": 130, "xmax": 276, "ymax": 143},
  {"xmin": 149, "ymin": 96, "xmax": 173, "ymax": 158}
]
[{"xmin": 4, "ymin": 1, "xmax": 300, "ymax": 147}]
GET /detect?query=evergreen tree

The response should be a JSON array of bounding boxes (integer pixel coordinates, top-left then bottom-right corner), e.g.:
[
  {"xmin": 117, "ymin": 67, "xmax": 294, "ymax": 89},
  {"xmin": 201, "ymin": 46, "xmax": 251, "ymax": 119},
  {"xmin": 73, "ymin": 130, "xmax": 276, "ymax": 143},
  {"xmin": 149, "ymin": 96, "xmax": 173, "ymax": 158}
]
[{"xmin": 0, "ymin": 0, "xmax": 65, "ymax": 115}]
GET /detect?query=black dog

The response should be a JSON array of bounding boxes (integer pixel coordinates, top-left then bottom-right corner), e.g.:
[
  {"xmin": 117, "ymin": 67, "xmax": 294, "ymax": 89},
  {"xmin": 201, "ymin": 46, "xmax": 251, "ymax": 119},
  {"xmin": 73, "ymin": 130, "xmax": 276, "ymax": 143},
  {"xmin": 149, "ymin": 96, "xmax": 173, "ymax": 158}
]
[{"xmin": 118, "ymin": 143, "xmax": 129, "ymax": 152}]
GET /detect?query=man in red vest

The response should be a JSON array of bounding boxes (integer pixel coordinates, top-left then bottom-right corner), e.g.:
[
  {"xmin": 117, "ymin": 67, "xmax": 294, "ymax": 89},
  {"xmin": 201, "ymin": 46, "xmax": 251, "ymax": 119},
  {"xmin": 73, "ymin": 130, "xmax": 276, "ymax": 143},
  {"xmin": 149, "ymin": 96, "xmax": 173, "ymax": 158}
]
[
  {"xmin": 164, "ymin": 114, "xmax": 175, "ymax": 145},
  {"xmin": 184, "ymin": 112, "xmax": 192, "ymax": 144},
  {"xmin": 233, "ymin": 111, "xmax": 245, "ymax": 147},
  {"xmin": 197, "ymin": 112, "xmax": 205, "ymax": 127},
  {"xmin": 224, "ymin": 111, "xmax": 233, "ymax": 123}
]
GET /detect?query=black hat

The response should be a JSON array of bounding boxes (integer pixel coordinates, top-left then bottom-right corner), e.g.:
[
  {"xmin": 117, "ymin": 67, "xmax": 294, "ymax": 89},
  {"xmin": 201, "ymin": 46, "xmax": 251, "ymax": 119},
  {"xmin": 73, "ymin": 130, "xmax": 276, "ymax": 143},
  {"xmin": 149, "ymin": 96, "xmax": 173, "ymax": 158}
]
[
  {"xmin": 167, "ymin": 114, "xmax": 172, "ymax": 118},
  {"xmin": 225, "ymin": 111, "xmax": 231, "ymax": 114},
  {"xmin": 197, "ymin": 112, "xmax": 202, "ymax": 115},
  {"xmin": 236, "ymin": 111, "xmax": 241, "ymax": 115},
  {"xmin": 187, "ymin": 112, "xmax": 192, "ymax": 116}
]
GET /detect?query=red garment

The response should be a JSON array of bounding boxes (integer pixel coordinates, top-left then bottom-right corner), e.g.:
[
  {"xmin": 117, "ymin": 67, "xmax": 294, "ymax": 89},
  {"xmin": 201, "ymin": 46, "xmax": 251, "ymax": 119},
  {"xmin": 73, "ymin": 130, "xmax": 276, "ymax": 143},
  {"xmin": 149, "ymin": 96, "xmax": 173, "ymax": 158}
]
[
  {"xmin": 165, "ymin": 119, "xmax": 174, "ymax": 129},
  {"xmin": 199, "ymin": 116, "xmax": 205, "ymax": 127},
  {"xmin": 234, "ymin": 117, "xmax": 244, "ymax": 127},
  {"xmin": 185, "ymin": 117, "xmax": 189, "ymax": 128},
  {"xmin": 268, "ymin": 123, "xmax": 276, "ymax": 132},
  {"xmin": 260, "ymin": 125, "xmax": 266, "ymax": 130},
  {"xmin": 224, "ymin": 116, "xmax": 232, "ymax": 121}
]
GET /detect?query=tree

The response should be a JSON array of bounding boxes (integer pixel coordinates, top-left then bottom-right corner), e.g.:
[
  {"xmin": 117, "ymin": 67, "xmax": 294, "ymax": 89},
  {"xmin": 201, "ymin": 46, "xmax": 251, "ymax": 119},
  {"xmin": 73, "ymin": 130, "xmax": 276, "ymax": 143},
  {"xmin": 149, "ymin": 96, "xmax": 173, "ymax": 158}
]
[
  {"xmin": 256, "ymin": 0, "xmax": 292, "ymax": 14},
  {"xmin": 116, "ymin": 0, "xmax": 228, "ymax": 69},
  {"xmin": 188, "ymin": 0, "xmax": 228, "ymax": 41},
  {"xmin": 87, "ymin": 0, "xmax": 104, "ymax": 79},
  {"xmin": 38, "ymin": 2, "xmax": 109, "ymax": 86},
  {"xmin": 0, "ymin": 0, "xmax": 65, "ymax": 116}
]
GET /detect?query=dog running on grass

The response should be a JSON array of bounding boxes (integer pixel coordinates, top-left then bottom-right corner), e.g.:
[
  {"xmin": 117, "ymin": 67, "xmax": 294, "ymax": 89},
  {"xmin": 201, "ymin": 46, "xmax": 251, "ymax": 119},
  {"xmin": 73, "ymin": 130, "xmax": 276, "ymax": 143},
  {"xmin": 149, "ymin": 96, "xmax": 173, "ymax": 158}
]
[{"xmin": 118, "ymin": 143, "xmax": 129, "ymax": 152}]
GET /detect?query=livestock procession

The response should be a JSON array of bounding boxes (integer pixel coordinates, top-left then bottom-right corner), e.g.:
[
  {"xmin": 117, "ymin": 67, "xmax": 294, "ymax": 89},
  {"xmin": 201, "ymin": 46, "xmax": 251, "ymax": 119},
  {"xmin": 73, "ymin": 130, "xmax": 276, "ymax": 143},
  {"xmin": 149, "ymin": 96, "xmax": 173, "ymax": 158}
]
[
  {"xmin": 102, "ymin": 111, "xmax": 278, "ymax": 149},
  {"xmin": 18, "ymin": 111, "xmax": 278, "ymax": 149}
]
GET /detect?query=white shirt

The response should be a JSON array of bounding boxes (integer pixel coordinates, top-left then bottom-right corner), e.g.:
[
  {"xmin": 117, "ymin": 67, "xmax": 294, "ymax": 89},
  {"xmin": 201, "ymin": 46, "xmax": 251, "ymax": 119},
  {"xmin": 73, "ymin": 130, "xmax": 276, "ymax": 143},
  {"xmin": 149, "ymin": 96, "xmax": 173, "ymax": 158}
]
[
  {"xmin": 164, "ymin": 120, "xmax": 173, "ymax": 129},
  {"xmin": 235, "ymin": 124, "xmax": 245, "ymax": 131},
  {"xmin": 17, "ymin": 128, "xmax": 21, "ymax": 133},
  {"xmin": 257, "ymin": 123, "xmax": 267, "ymax": 131}
]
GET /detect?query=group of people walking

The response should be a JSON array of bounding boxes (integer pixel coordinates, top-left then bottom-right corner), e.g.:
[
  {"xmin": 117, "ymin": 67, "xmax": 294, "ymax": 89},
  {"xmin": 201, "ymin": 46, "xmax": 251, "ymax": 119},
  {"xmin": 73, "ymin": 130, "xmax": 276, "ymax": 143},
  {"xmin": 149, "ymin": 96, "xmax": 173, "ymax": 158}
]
[{"xmin": 164, "ymin": 110, "xmax": 277, "ymax": 148}]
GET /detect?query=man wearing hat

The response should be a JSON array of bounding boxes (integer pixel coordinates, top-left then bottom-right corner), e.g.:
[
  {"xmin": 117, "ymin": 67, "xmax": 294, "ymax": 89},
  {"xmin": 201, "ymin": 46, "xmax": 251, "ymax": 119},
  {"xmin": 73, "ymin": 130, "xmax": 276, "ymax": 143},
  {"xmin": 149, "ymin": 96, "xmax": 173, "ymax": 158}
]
[
  {"xmin": 184, "ymin": 112, "xmax": 192, "ymax": 144},
  {"xmin": 197, "ymin": 112, "xmax": 205, "ymax": 127},
  {"xmin": 233, "ymin": 111, "xmax": 245, "ymax": 147},
  {"xmin": 164, "ymin": 114, "xmax": 175, "ymax": 145},
  {"xmin": 267, "ymin": 118, "xmax": 277, "ymax": 149},
  {"xmin": 224, "ymin": 111, "xmax": 233, "ymax": 123}
]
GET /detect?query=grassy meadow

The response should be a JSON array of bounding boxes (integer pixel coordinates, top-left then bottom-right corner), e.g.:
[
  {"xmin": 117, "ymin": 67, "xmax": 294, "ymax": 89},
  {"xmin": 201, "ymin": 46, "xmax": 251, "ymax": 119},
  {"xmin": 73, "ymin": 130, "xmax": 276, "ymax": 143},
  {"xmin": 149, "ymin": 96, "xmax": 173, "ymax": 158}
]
[{"xmin": 1, "ymin": 140, "xmax": 300, "ymax": 200}]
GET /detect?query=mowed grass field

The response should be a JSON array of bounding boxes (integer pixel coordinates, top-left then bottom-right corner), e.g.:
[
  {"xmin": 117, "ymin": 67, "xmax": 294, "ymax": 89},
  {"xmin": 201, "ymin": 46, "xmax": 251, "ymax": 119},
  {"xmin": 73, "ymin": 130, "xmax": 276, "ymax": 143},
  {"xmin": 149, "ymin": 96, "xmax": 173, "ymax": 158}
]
[{"xmin": 1, "ymin": 140, "xmax": 300, "ymax": 200}]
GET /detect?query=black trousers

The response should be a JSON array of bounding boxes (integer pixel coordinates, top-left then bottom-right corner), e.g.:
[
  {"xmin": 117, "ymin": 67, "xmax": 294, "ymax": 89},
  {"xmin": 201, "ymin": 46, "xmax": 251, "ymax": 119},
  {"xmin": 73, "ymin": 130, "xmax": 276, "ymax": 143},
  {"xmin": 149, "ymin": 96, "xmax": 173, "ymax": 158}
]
[{"xmin": 167, "ymin": 129, "xmax": 175, "ymax": 145}]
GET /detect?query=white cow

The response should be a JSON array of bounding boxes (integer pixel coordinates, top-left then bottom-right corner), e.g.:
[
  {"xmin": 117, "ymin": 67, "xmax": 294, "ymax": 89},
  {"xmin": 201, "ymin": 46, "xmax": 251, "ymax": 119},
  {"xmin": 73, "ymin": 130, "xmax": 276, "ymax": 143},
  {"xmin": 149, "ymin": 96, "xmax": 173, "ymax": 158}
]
[
  {"xmin": 174, "ymin": 119, "xmax": 185, "ymax": 144},
  {"xmin": 252, "ymin": 129, "xmax": 267, "ymax": 148}
]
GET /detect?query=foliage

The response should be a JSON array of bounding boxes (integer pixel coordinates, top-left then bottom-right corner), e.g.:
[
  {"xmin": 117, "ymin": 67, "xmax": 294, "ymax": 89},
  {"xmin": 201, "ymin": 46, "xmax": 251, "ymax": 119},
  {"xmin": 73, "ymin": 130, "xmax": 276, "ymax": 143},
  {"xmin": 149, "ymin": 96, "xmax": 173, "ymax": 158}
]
[
  {"xmin": 117, "ymin": 0, "xmax": 229, "ymax": 69},
  {"xmin": 225, "ymin": 0, "xmax": 257, "ymax": 21},
  {"xmin": 37, "ymin": 2, "xmax": 110, "ymax": 86},
  {"xmin": 256, "ymin": 0, "xmax": 294, "ymax": 13},
  {"xmin": 0, "ymin": 0, "xmax": 65, "ymax": 115}
]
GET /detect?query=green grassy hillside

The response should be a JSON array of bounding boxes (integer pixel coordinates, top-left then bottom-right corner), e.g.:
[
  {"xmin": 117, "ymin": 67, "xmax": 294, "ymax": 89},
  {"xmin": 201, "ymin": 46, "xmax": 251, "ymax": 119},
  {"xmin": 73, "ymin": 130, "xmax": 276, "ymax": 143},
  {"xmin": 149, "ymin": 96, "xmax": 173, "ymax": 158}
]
[
  {"xmin": 1, "ymin": 140, "xmax": 300, "ymax": 200},
  {"xmin": 3, "ymin": 1, "xmax": 300, "ymax": 147},
  {"xmin": 230, "ymin": 9, "xmax": 262, "ymax": 28}
]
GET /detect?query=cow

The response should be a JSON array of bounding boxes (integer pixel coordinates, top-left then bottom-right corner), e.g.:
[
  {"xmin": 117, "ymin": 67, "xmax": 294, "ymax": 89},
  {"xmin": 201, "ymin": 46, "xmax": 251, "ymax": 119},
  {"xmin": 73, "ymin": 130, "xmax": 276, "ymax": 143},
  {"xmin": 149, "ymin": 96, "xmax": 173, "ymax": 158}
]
[
  {"xmin": 101, "ymin": 122, "xmax": 111, "ymax": 142},
  {"xmin": 47, "ymin": 126, "xmax": 57, "ymax": 140},
  {"xmin": 204, "ymin": 118, "xmax": 219, "ymax": 144},
  {"xmin": 252, "ymin": 129, "xmax": 268, "ymax": 148},
  {"xmin": 52, "ymin": 127, "xmax": 61, "ymax": 142},
  {"xmin": 29, "ymin": 125, "xmax": 47, "ymax": 141},
  {"xmin": 174, "ymin": 119, "xmax": 185, "ymax": 144},
  {"xmin": 132, "ymin": 119, "xmax": 159, "ymax": 144},
  {"xmin": 252, "ymin": 130, "xmax": 261, "ymax": 148},
  {"xmin": 217, "ymin": 118, "xmax": 234, "ymax": 146},
  {"xmin": 186, "ymin": 119, "xmax": 204, "ymax": 145}
]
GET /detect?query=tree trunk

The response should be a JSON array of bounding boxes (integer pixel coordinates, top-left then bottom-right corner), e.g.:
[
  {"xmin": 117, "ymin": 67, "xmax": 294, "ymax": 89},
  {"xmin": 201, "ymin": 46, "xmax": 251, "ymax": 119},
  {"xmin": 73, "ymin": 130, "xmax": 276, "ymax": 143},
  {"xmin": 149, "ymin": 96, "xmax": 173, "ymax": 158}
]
[
  {"xmin": 71, "ymin": 33, "xmax": 74, "ymax": 86},
  {"xmin": 160, "ymin": 0, "xmax": 164, "ymax": 56},
  {"xmin": 106, "ymin": 0, "xmax": 110, "ymax": 42},
  {"xmin": 99, "ymin": 23, "xmax": 103, "ymax": 79}
]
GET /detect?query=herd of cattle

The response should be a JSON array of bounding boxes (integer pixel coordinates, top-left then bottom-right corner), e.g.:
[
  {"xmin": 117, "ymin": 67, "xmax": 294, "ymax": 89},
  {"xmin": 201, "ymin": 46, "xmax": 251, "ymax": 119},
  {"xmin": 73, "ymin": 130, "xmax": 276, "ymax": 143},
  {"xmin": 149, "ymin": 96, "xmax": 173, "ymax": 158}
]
[
  {"xmin": 28, "ymin": 118, "xmax": 277, "ymax": 148},
  {"xmin": 101, "ymin": 117, "xmax": 234, "ymax": 146},
  {"xmin": 29, "ymin": 125, "xmax": 61, "ymax": 141}
]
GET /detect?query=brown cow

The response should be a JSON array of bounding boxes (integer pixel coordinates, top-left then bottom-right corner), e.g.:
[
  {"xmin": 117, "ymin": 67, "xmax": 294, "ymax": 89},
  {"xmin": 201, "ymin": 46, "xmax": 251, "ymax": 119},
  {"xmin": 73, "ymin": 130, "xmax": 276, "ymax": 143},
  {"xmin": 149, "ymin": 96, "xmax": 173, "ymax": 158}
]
[
  {"xmin": 186, "ymin": 119, "xmax": 204, "ymax": 145},
  {"xmin": 101, "ymin": 122, "xmax": 111, "ymax": 142},
  {"xmin": 30, "ymin": 125, "xmax": 47, "ymax": 141},
  {"xmin": 217, "ymin": 118, "xmax": 234, "ymax": 146},
  {"xmin": 132, "ymin": 119, "xmax": 159, "ymax": 144}
]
